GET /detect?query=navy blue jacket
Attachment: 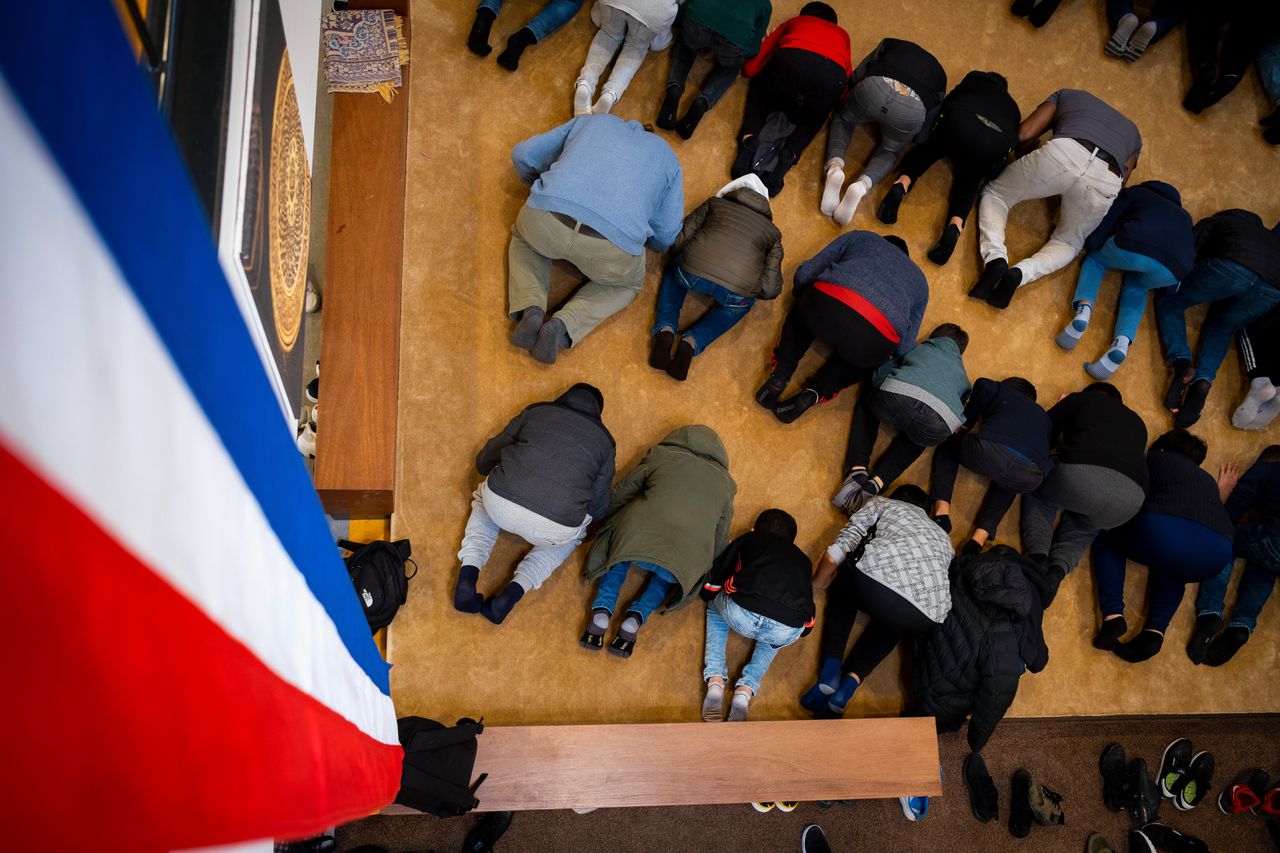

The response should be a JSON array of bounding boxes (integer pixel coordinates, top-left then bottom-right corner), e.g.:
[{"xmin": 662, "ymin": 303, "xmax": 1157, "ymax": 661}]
[
  {"xmin": 962, "ymin": 378, "xmax": 1054, "ymax": 472},
  {"xmin": 1083, "ymin": 181, "xmax": 1195, "ymax": 280}
]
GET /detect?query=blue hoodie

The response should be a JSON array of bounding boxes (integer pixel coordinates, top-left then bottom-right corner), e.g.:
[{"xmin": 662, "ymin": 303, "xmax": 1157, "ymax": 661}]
[
  {"xmin": 1083, "ymin": 180, "xmax": 1195, "ymax": 279},
  {"xmin": 512, "ymin": 115, "xmax": 684, "ymax": 256}
]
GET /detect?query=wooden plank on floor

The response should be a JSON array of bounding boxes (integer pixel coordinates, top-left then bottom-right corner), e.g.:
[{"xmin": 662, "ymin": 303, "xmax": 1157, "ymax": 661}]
[
  {"xmin": 313, "ymin": 0, "xmax": 410, "ymax": 517},
  {"xmin": 461, "ymin": 718, "xmax": 941, "ymax": 812}
]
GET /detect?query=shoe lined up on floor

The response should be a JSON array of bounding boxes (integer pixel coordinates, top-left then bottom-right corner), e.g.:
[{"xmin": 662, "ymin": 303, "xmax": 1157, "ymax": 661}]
[
  {"xmin": 1157, "ymin": 738, "xmax": 1215, "ymax": 811},
  {"xmin": 1218, "ymin": 767, "xmax": 1280, "ymax": 816},
  {"xmin": 751, "ymin": 801, "xmax": 797, "ymax": 813},
  {"xmin": 1132, "ymin": 822, "xmax": 1209, "ymax": 853},
  {"xmin": 1101, "ymin": 743, "xmax": 1132, "ymax": 813},
  {"xmin": 1008, "ymin": 767, "xmax": 1065, "ymax": 836},
  {"xmin": 801, "ymin": 824, "xmax": 832, "ymax": 853},
  {"xmin": 964, "ymin": 751, "xmax": 999, "ymax": 822},
  {"xmin": 1128, "ymin": 757, "xmax": 1162, "ymax": 826}
]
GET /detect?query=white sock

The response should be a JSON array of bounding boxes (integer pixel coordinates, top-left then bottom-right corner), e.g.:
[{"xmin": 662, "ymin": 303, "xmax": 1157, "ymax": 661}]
[
  {"xmin": 1086, "ymin": 336, "xmax": 1130, "ymax": 379},
  {"xmin": 620, "ymin": 614, "xmax": 640, "ymax": 634},
  {"xmin": 591, "ymin": 90, "xmax": 617, "ymax": 115},
  {"xmin": 820, "ymin": 166, "xmax": 845, "ymax": 217},
  {"xmin": 731, "ymin": 690, "xmax": 750, "ymax": 709},
  {"xmin": 706, "ymin": 681, "xmax": 724, "ymax": 697},
  {"xmin": 833, "ymin": 176, "xmax": 871, "ymax": 226},
  {"xmin": 573, "ymin": 82, "xmax": 593, "ymax": 116},
  {"xmin": 591, "ymin": 609, "xmax": 610, "ymax": 630},
  {"xmin": 1056, "ymin": 302, "xmax": 1092, "ymax": 349},
  {"xmin": 1234, "ymin": 378, "xmax": 1280, "ymax": 429}
]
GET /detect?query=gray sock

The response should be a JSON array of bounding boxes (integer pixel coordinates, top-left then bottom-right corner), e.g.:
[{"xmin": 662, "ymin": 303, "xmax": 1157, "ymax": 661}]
[
  {"xmin": 727, "ymin": 689, "xmax": 751, "ymax": 722},
  {"xmin": 511, "ymin": 306, "xmax": 545, "ymax": 349},
  {"xmin": 619, "ymin": 614, "xmax": 640, "ymax": 636},
  {"xmin": 531, "ymin": 316, "xmax": 569, "ymax": 364},
  {"xmin": 1085, "ymin": 336, "xmax": 1129, "ymax": 379},
  {"xmin": 591, "ymin": 609, "xmax": 611, "ymax": 631},
  {"xmin": 1056, "ymin": 302, "xmax": 1091, "ymax": 350}
]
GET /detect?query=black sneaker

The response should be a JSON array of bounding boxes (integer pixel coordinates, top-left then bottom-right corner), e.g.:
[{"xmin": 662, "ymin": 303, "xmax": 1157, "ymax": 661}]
[
  {"xmin": 1139, "ymin": 823, "xmax": 1209, "ymax": 853},
  {"xmin": 461, "ymin": 811, "xmax": 513, "ymax": 853},
  {"xmin": 1158, "ymin": 738, "xmax": 1192, "ymax": 798},
  {"xmin": 964, "ymin": 751, "xmax": 999, "ymax": 822},
  {"xmin": 755, "ymin": 372, "xmax": 788, "ymax": 409},
  {"xmin": 801, "ymin": 824, "xmax": 832, "ymax": 853},
  {"xmin": 774, "ymin": 389, "xmax": 819, "ymax": 424},
  {"xmin": 1127, "ymin": 758, "xmax": 1160, "ymax": 826},
  {"xmin": 1185, "ymin": 613, "xmax": 1222, "ymax": 664},
  {"xmin": 1009, "ymin": 768, "xmax": 1034, "ymax": 838},
  {"xmin": 1099, "ymin": 743, "xmax": 1129, "ymax": 812},
  {"xmin": 1174, "ymin": 751, "xmax": 1214, "ymax": 811}
]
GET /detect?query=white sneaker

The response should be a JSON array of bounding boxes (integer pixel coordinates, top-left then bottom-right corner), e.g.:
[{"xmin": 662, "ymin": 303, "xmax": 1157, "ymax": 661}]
[
  {"xmin": 573, "ymin": 82, "xmax": 593, "ymax": 116},
  {"xmin": 296, "ymin": 422, "xmax": 316, "ymax": 459},
  {"xmin": 820, "ymin": 166, "xmax": 845, "ymax": 217}
]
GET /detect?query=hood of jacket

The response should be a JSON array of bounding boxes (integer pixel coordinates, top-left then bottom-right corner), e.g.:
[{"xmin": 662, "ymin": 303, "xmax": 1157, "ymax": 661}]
[
  {"xmin": 723, "ymin": 187, "xmax": 774, "ymax": 221},
  {"xmin": 555, "ymin": 383, "xmax": 605, "ymax": 419},
  {"xmin": 1135, "ymin": 180, "xmax": 1181, "ymax": 206},
  {"xmin": 960, "ymin": 545, "xmax": 1049, "ymax": 672},
  {"xmin": 658, "ymin": 424, "xmax": 729, "ymax": 471},
  {"xmin": 715, "ymin": 173, "xmax": 771, "ymax": 203}
]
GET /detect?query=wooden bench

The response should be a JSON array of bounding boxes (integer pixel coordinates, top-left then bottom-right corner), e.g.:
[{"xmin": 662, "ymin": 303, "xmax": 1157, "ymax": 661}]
[
  {"xmin": 394, "ymin": 718, "xmax": 941, "ymax": 812},
  {"xmin": 313, "ymin": 0, "xmax": 410, "ymax": 517}
]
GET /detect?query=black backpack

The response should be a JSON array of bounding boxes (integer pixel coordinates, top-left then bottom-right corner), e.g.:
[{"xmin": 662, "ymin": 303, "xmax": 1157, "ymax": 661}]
[
  {"xmin": 339, "ymin": 539, "xmax": 416, "ymax": 632},
  {"xmin": 394, "ymin": 716, "xmax": 488, "ymax": 817}
]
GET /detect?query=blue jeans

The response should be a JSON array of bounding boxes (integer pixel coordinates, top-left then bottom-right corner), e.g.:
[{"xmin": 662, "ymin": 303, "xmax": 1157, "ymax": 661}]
[
  {"xmin": 1073, "ymin": 237, "xmax": 1178, "ymax": 343},
  {"xmin": 477, "ymin": 0, "xmax": 584, "ymax": 42},
  {"xmin": 1092, "ymin": 511, "xmax": 1233, "ymax": 632},
  {"xmin": 1258, "ymin": 37, "xmax": 1280, "ymax": 106},
  {"xmin": 593, "ymin": 561, "xmax": 677, "ymax": 623},
  {"xmin": 1196, "ymin": 520, "xmax": 1280, "ymax": 632},
  {"xmin": 703, "ymin": 594, "xmax": 804, "ymax": 695},
  {"xmin": 652, "ymin": 263, "xmax": 755, "ymax": 355},
  {"xmin": 1155, "ymin": 257, "xmax": 1280, "ymax": 384}
]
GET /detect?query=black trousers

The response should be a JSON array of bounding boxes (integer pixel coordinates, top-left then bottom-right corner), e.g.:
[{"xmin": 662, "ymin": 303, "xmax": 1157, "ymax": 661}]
[
  {"xmin": 820, "ymin": 563, "xmax": 936, "ymax": 681},
  {"xmin": 1185, "ymin": 3, "xmax": 1273, "ymax": 83},
  {"xmin": 666, "ymin": 19, "xmax": 745, "ymax": 108},
  {"xmin": 772, "ymin": 288, "xmax": 897, "ymax": 400},
  {"xmin": 897, "ymin": 109, "xmax": 1011, "ymax": 223},
  {"xmin": 930, "ymin": 434, "xmax": 1046, "ymax": 536},
  {"xmin": 1240, "ymin": 306, "xmax": 1280, "ymax": 380},
  {"xmin": 844, "ymin": 389, "xmax": 953, "ymax": 483},
  {"xmin": 738, "ymin": 49, "xmax": 847, "ymax": 179}
]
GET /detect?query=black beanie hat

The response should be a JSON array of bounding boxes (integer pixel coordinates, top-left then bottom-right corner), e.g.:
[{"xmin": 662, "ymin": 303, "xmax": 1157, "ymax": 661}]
[
  {"xmin": 569, "ymin": 382, "xmax": 604, "ymax": 413},
  {"xmin": 800, "ymin": 2, "xmax": 838, "ymax": 23}
]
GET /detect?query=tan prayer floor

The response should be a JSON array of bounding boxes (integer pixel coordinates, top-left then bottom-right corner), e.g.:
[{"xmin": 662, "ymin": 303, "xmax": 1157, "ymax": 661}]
[{"xmin": 387, "ymin": 0, "xmax": 1280, "ymax": 725}]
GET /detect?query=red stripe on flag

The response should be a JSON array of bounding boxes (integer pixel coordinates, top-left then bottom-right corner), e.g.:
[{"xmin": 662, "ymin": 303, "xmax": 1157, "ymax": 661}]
[{"xmin": 0, "ymin": 441, "xmax": 401, "ymax": 853}]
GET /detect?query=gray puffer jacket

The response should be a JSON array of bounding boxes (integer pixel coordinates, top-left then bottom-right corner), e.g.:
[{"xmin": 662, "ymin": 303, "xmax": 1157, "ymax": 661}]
[
  {"xmin": 476, "ymin": 384, "xmax": 616, "ymax": 527},
  {"xmin": 672, "ymin": 178, "xmax": 784, "ymax": 300}
]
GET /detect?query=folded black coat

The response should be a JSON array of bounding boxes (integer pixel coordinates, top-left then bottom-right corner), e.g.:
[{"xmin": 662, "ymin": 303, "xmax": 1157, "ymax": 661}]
[
  {"xmin": 1193, "ymin": 208, "xmax": 1280, "ymax": 288},
  {"xmin": 911, "ymin": 546, "xmax": 1049, "ymax": 752}
]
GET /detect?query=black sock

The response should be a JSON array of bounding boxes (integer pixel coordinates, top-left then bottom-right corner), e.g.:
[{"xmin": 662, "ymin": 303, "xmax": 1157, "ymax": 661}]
[
  {"xmin": 1011, "ymin": 0, "xmax": 1035, "ymax": 15},
  {"xmin": 1186, "ymin": 612, "xmax": 1223, "ymax": 664},
  {"xmin": 933, "ymin": 514, "xmax": 952, "ymax": 533},
  {"xmin": 1265, "ymin": 124, "xmax": 1280, "ymax": 146},
  {"xmin": 481, "ymin": 581, "xmax": 525, "ymax": 625},
  {"xmin": 676, "ymin": 97, "xmax": 710, "ymax": 140},
  {"xmin": 1028, "ymin": 0, "xmax": 1062, "ymax": 27},
  {"xmin": 454, "ymin": 565, "xmax": 483, "ymax": 613},
  {"xmin": 1042, "ymin": 564, "xmax": 1066, "ymax": 608},
  {"xmin": 497, "ymin": 27, "xmax": 536, "ymax": 71},
  {"xmin": 928, "ymin": 223, "xmax": 961, "ymax": 265},
  {"xmin": 1261, "ymin": 107, "xmax": 1280, "ymax": 128},
  {"xmin": 1173, "ymin": 379, "xmax": 1211, "ymax": 429},
  {"xmin": 961, "ymin": 539, "xmax": 983, "ymax": 556},
  {"xmin": 987, "ymin": 266, "xmax": 1023, "ymax": 309},
  {"xmin": 969, "ymin": 258, "xmax": 1008, "ymax": 300},
  {"xmin": 649, "ymin": 329, "xmax": 675, "ymax": 370},
  {"xmin": 1114, "ymin": 629, "xmax": 1163, "ymax": 663},
  {"xmin": 1205, "ymin": 626, "xmax": 1249, "ymax": 666},
  {"xmin": 1093, "ymin": 616, "xmax": 1128, "ymax": 650},
  {"xmin": 667, "ymin": 338, "xmax": 695, "ymax": 381},
  {"xmin": 1163, "ymin": 359, "xmax": 1193, "ymax": 411},
  {"xmin": 876, "ymin": 182, "xmax": 907, "ymax": 224},
  {"xmin": 467, "ymin": 8, "xmax": 496, "ymax": 57},
  {"xmin": 657, "ymin": 85, "xmax": 682, "ymax": 130}
]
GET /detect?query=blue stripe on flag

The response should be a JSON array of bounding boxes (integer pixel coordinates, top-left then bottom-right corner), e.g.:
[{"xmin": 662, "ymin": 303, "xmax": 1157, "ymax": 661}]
[{"xmin": 0, "ymin": 4, "xmax": 391, "ymax": 695}]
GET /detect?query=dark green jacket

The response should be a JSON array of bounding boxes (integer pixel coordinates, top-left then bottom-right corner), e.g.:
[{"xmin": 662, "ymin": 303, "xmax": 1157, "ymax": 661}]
[
  {"xmin": 584, "ymin": 425, "xmax": 736, "ymax": 611},
  {"xmin": 681, "ymin": 0, "xmax": 772, "ymax": 56}
]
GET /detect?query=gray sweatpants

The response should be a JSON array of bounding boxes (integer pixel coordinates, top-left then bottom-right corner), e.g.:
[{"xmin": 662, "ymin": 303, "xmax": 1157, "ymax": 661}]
[
  {"xmin": 824, "ymin": 76, "xmax": 927, "ymax": 186},
  {"xmin": 1020, "ymin": 462, "xmax": 1145, "ymax": 574},
  {"xmin": 507, "ymin": 205, "xmax": 646, "ymax": 345},
  {"xmin": 458, "ymin": 480, "xmax": 591, "ymax": 592}
]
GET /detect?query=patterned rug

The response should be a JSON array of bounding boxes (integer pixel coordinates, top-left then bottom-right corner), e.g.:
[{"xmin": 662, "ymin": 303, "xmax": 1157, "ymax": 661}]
[{"xmin": 321, "ymin": 9, "xmax": 409, "ymax": 102}]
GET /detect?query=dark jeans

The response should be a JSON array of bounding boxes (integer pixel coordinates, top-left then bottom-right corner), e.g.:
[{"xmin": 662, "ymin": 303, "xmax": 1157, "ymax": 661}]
[
  {"xmin": 1155, "ymin": 257, "xmax": 1280, "ymax": 384},
  {"xmin": 897, "ymin": 108, "xmax": 1012, "ymax": 223},
  {"xmin": 653, "ymin": 263, "xmax": 754, "ymax": 354},
  {"xmin": 844, "ymin": 388, "xmax": 952, "ymax": 486},
  {"xmin": 738, "ymin": 49, "xmax": 847, "ymax": 180},
  {"xmin": 931, "ymin": 435, "xmax": 1046, "ymax": 536},
  {"xmin": 820, "ymin": 563, "xmax": 935, "ymax": 681},
  {"xmin": 771, "ymin": 288, "xmax": 898, "ymax": 401},
  {"xmin": 1106, "ymin": 0, "xmax": 1189, "ymax": 44},
  {"xmin": 1185, "ymin": 2, "xmax": 1273, "ymax": 84},
  {"xmin": 1093, "ymin": 511, "xmax": 1233, "ymax": 632},
  {"xmin": 1196, "ymin": 519, "xmax": 1280, "ymax": 632},
  {"xmin": 666, "ymin": 18, "xmax": 745, "ymax": 108}
]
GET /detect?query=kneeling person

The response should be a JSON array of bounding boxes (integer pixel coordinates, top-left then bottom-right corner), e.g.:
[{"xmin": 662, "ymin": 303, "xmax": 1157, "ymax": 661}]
[
  {"xmin": 455, "ymin": 383, "xmax": 616, "ymax": 624},
  {"xmin": 699, "ymin": 509, "xmax": 815, "ymax": 723}
]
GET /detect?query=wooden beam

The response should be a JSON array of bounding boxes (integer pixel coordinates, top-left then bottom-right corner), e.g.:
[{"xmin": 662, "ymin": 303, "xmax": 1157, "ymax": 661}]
[
  {"xmin": 313, "ymin": 3, "xmax": 410, "ymax": 517},
  {"xmin": 445, "ymin": 719, "xmax": 942, "ymax": 812}
]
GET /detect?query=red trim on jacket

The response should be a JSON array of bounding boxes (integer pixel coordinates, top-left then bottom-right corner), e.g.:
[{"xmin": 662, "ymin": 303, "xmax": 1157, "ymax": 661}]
[
  {"xmin": 814, "ymin": 281, "xmax": 901, "ymax": 343},
  {"xmin": 743, "ymin": 16, "xmax": 853, "ymax": 78}
]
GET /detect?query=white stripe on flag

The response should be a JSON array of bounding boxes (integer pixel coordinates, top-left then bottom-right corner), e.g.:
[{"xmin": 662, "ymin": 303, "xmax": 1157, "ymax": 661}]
[{"xmin": 0, "ymin": 81, "xmax": 396, "ymax": 746}]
